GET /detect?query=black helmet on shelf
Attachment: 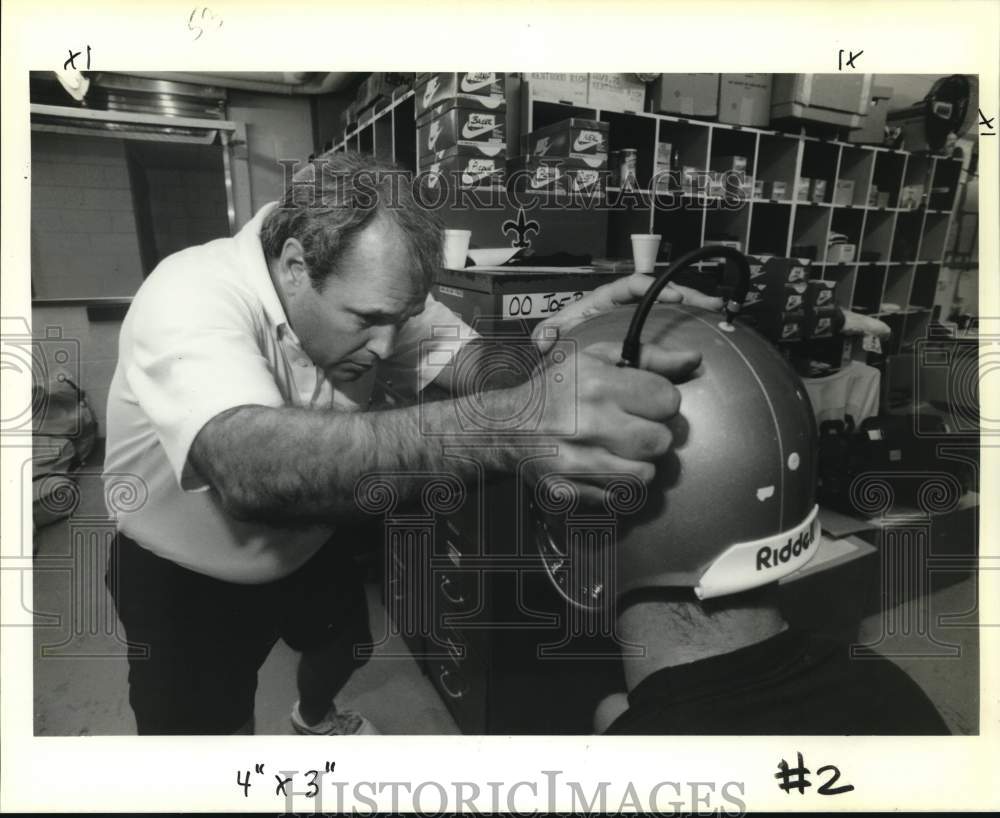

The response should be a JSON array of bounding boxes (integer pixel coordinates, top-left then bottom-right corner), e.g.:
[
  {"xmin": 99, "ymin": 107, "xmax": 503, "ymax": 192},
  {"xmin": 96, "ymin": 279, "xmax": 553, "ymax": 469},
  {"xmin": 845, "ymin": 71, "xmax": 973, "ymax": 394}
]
[{"xmin": 531, "ymin": 247, "xmax": 820, "ymax": 608}]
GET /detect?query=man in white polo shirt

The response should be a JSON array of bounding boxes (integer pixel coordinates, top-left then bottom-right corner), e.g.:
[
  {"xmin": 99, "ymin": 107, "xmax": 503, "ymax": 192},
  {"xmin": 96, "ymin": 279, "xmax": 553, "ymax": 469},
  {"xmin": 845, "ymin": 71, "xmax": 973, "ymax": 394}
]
[{"xmin": 104, "ymin": 151, "xmax": 715, "ymax": 735}]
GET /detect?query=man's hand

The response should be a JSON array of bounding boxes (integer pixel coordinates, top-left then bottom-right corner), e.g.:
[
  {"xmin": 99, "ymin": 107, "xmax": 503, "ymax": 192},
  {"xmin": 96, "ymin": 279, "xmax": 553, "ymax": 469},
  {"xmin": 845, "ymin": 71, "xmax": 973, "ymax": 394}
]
[
  {"xmin": 532, "ymin": 274, "xmax": 724, "ymax": 355},
  {"xmin": 518, "ymin": 334, "xmax": 702, "ymax": 506}
]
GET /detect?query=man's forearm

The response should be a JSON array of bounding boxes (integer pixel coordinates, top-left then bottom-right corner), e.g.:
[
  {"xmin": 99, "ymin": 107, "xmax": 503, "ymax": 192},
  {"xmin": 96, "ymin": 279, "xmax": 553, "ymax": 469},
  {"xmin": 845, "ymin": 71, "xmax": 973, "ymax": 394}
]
[{"xmin": 189, "ymin": 393, "xmax": 524, "ymax": 525}]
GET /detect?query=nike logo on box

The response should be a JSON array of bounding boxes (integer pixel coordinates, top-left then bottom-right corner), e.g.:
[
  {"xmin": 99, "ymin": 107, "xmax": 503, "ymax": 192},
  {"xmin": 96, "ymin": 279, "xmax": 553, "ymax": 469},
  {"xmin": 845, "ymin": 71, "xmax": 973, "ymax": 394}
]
[
  {"xmin": 529, "ymin": 169, "xmax": 559, "ymax": 189},
  {"xmin": 460, "ymin": 73, "xmax": 495, "ymax": 93},
  {"xmin": 422, "ymin": 77, "xmax": 440, "ymax": 107},
  {"xmin": 572, "ymin": 131, "xmax": 602, "ymax": 152},
  {"xmin": 427, "ymin": 122, "xmax": 442, "ymax": 150},
  {"xmin": 461, "ymin": 159, "xmax": 495, "ymax": 185},
  {"xmin": 461, "ymin": 117, "xmax": 497, "ymax": 139}
]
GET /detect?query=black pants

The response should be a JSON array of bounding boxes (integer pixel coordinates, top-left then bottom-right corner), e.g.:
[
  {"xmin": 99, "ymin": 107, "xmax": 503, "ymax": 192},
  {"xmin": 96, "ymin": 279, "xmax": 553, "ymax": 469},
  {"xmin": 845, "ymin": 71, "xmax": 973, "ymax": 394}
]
[{"xmin": 106, "ymin": 533, "xmax": 372, "ymax": 735}]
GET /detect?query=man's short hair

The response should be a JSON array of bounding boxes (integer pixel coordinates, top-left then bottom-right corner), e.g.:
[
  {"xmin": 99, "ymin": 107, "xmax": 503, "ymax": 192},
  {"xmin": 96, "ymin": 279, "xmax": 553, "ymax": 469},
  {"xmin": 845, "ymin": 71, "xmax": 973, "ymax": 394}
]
[{"xmin": 260, "ymin": 151, "xmax": 443, "ymax": 292}]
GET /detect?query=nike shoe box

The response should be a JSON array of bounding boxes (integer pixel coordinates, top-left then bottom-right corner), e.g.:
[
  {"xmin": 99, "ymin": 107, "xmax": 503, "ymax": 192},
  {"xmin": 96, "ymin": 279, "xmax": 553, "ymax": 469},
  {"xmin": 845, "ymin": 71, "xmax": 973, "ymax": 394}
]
[
  {"xmin": 418, "ymin": 141, "xmax": 506, "ymax": 172},
  {"xmin": 746, "ymin": 256, "xmax": 811, "ymax": 288},
  {"xmin": 417, "ymin": 98, "xmax": 506, "ymax": 162},
  {"xmin": 779, "ymin": 315, "xmax": 806, "ymax": 341},
  {"xmin": 523, "ymin": 118, "xmax": 609, "ymax": 162},
  {"xmin": 742, "ymin": 279, "xmax": 806, "ymax": 313},
  {"xmin": 783, "ymin": 281, "xmax": 808, "ymax": 312},
  {"xmin": 807, "ymin": 279, "xmax": 837, "ymax": 309},
  {"xmin": 508, "ymin": 155, "xmax": 607, "ymax": 196},
  {"xmin": 415, "ymin": 72, "xmax": 506, "ymax": 121},
  {"xmin": 741, "ymin": 257, "xmax": 814, "ymax": 342},
  {"xmin": 804, "ymin": 306, "xmax": 840, "ymax": 339},
  {"xmin": 422, "ymin": 151, "xmax": 505, "ymax": 190}
]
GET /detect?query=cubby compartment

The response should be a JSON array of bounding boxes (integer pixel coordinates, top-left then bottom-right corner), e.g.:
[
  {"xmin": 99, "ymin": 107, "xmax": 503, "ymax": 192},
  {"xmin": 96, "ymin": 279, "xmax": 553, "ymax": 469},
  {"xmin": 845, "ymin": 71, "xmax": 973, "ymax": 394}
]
[
  {"xmin": 835, "ymin": 145, "xmax": 874, "ymax": 207},
  {"xmin": 898, "ymin": 310, "xmax": 932, "ymax": 353},
  {"xmin": 860, "ymin": 209, "xmax": 894, "ymax": 262},
  {"xmin": 600, "ymin": 111, "xmax": 657, "ymax": 189},
  {"xmin": 827, "ymin": 209, "xmax": 864, "ymax": 262},
  {"xmin": 657, "ymin": 119, "xmax": 710, "ymax": 176},
  {"xmin": 891, "ymin": 210, "xmax": 924, "ymax": 262},
  {"xmin": 373, "ymin": 115, "xmax": 393, "ymax": 162},
  {"xmin": 530, "ymin": 100, "xmax": 597, "ymax": 132},
  {"xmin": 653, "ymin": 205, "xmax": 704, "ymax": 260},
  {"xmin": 747, "ymin": 202, "xmax": 791, "ymax": 256},
  {"xmin": 929, "ymin": 158, "xmax": 962, "ymax": 211},
  {"xmin": 822, "ymin": 263, "xmax": 858, "ymax": 310},
  {"xmin": 359, "ymin": 123, "xmax": 374, "ymax": 154},
  {"xmin": 754, "ymin": 133, "xmax": 798, "ymax": 200},
  {"xmin": 902, "ymin": 153, "xmax": 933, "ymax": 191},
  {"xmin": 883, "ymin": 264, "xmax": 915, "ymax": 310},
  {"xmin": 704, "ymin": 203, "xmax": 750, "ymax": 253},
  {"xmin": 606, "ymin": 200, "xmax": 654, "ymax": 259},
  {"xmin": 871, "ymin": 150, "xmax": 906, "ymax": 208},
  {"xmin": 852, "ymin": 264, "xmax": 887, "ymax": 313},
  {"xmin": 919, "ymin": 212, "xmax": 950, "ymax": 261},
  {"xmin": 791, "ymin": 204, "xmax": 832, "ymax": 261},
  {"xmin": 708, "ymin": 127, "xmax": 757, "ymax": 177},
  {"xmin": 393, "ymin": 95, "xmax": 416, "ymax": 171},
  {"xmin": 799, "ymin": 140, "xmax": 839, "ymax": 204},
  {"xmin": 326, "ymin": 84, "xmax": 968, "ymax": 363},
  {"xmin": 910, "ymin": 263, "xmax": 941, "ymax": 309}
]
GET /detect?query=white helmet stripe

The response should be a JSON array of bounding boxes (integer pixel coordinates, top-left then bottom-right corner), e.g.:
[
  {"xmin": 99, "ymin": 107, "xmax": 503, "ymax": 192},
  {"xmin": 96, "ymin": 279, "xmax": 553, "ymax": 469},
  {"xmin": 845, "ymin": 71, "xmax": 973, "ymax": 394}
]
[{"xmin": 694, "ymin": 505, "xmax": 820, "ymax": 600}]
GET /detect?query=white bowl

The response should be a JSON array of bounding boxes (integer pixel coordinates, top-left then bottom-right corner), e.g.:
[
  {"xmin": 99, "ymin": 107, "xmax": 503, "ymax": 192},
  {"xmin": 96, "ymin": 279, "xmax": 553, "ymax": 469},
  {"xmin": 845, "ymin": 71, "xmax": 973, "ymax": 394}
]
[{"xmin": 467, "ymin": 247, "xmax": 519, "ymax": 267}]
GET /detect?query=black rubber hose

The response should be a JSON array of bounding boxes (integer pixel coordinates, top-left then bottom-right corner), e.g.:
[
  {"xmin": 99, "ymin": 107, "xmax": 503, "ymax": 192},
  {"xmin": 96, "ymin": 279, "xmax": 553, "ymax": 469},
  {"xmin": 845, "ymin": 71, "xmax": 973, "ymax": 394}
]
[{"xmin": 618, "ymin": 245, "xmax": 753, "ymax": 368}]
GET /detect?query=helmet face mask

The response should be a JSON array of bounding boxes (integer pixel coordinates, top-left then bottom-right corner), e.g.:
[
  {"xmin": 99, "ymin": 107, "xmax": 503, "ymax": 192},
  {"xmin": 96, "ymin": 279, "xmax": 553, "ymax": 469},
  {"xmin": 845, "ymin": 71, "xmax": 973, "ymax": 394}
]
[{"xmin": 531, "ymin": 302, "xmax": 820, "ymax": 610}]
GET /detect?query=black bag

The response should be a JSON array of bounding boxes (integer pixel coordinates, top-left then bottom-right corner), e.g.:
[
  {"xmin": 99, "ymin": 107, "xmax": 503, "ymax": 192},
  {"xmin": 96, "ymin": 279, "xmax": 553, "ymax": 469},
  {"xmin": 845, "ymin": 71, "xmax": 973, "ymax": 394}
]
[{"xmin": 31, "ymin": 375, "xmax": 98, "ymax": 530}]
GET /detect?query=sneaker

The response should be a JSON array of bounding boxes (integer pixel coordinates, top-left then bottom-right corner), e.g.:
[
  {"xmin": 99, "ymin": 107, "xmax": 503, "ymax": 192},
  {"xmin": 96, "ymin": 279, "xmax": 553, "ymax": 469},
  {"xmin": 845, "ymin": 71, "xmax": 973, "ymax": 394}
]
[{"xmin": 290, "ymin": 701, "xmax": 380, "ymax": 735}]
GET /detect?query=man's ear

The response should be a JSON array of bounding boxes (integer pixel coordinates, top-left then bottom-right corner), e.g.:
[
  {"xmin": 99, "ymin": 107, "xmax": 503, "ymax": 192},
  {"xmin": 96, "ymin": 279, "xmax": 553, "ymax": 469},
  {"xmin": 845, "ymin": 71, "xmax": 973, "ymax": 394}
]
[{"xmin": 278, "ymin": 238, "xmax": 309, "ymax": 292}]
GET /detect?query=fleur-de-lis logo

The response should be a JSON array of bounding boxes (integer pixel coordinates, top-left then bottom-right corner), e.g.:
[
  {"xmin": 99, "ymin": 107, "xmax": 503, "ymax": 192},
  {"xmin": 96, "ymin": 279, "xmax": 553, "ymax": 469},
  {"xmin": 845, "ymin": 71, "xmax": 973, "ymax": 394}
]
[{"xmin": 501, "ymin": 206, "xmax": 540, "ymax": 249}]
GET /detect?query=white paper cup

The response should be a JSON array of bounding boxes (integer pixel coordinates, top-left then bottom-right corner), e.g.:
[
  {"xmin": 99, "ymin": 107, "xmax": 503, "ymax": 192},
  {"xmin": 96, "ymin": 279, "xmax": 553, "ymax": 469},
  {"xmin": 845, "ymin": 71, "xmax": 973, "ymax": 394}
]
[
  {"xmin": 443, "ymin": 229, "xmax": 472, "ymax": 269},
  {"xmin": 631, "ymin": 233, "xmax": 662, "ymax": 274}
]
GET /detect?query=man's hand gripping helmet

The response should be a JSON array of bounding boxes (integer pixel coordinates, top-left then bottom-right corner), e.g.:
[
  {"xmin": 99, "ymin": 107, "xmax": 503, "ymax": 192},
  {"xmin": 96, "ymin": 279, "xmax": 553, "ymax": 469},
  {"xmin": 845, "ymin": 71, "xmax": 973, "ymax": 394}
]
[{"xmin": 532, "ymin": 247, "xmax": 820, "ymax": 607}]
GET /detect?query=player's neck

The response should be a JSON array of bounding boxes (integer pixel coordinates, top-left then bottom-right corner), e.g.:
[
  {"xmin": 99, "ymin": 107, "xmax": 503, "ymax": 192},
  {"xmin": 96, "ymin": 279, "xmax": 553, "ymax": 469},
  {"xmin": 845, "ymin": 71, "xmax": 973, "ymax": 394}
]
[{"xmin": 617, "ymin": 597, "xmax": 788, "ymax": 692}]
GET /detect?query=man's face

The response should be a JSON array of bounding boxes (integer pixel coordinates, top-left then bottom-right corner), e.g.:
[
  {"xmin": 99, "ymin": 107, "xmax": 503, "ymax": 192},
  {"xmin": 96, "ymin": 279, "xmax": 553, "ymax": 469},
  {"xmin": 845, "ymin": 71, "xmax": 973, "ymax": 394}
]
[{"xmin": 276, "ymin": 217, "xmax": 428, "ymax": 383}]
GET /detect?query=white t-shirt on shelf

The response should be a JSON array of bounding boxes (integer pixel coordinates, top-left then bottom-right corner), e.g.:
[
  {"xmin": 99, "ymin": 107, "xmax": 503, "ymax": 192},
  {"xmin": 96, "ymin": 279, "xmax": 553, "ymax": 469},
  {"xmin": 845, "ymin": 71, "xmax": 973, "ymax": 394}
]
[{"xmin": 801, "ymin": 361, "xmax": 881, "ymax": 427}]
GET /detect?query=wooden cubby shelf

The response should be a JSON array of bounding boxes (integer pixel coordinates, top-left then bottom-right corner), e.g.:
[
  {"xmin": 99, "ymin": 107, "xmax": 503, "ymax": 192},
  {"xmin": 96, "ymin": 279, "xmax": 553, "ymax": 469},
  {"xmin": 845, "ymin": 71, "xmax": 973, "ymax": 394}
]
[{"xmin": 329, "ymin": 77, "xmax": 967, "ymax": 348}]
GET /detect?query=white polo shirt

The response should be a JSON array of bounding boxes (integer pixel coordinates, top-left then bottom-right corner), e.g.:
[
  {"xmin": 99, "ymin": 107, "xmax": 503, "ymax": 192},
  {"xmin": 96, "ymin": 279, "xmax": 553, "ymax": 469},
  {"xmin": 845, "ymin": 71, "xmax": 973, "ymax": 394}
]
[{"xmin": 103, "ymin": 203, "xmax": 474, "ymax": 583}]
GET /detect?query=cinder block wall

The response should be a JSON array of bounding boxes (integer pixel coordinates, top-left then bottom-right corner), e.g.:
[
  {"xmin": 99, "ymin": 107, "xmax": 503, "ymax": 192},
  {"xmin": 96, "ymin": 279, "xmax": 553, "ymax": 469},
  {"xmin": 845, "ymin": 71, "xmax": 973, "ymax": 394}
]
[
  {"xmin": 30, "ymin": 132, "xmax": 144, "ymax": 300},
  {"xmin": 145, "ymin": 166, "xmax": 230, "ymax": 259},
  {"xmin": 30, "ymin": 132, "xmax": 145, "ymax": 437}
]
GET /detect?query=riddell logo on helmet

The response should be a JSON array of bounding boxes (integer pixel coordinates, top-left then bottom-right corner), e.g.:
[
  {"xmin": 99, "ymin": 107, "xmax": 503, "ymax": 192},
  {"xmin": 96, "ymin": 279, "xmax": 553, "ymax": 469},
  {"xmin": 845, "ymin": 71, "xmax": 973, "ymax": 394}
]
[{"xmin": 755, "ymin": 525, "xmax": 815, "ymax": 570}]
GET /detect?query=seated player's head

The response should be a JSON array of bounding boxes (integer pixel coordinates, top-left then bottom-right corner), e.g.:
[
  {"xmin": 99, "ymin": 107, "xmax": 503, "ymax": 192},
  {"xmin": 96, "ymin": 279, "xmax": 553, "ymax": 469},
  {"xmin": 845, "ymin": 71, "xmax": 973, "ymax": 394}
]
[{"xmin": 531, "ymin": 299, "xmax": 820, "ymax": 608}]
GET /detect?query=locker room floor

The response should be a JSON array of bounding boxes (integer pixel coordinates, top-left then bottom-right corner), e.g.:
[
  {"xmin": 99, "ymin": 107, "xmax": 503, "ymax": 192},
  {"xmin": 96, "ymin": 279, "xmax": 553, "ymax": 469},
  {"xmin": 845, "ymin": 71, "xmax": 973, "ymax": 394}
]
[
  {"xmin": 31, "ymin": 450, "xmax": 978, "ymax": 736},
  {"xmin": 30, "ymin": 447, "xmax": 459, "ymax": 736}
]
